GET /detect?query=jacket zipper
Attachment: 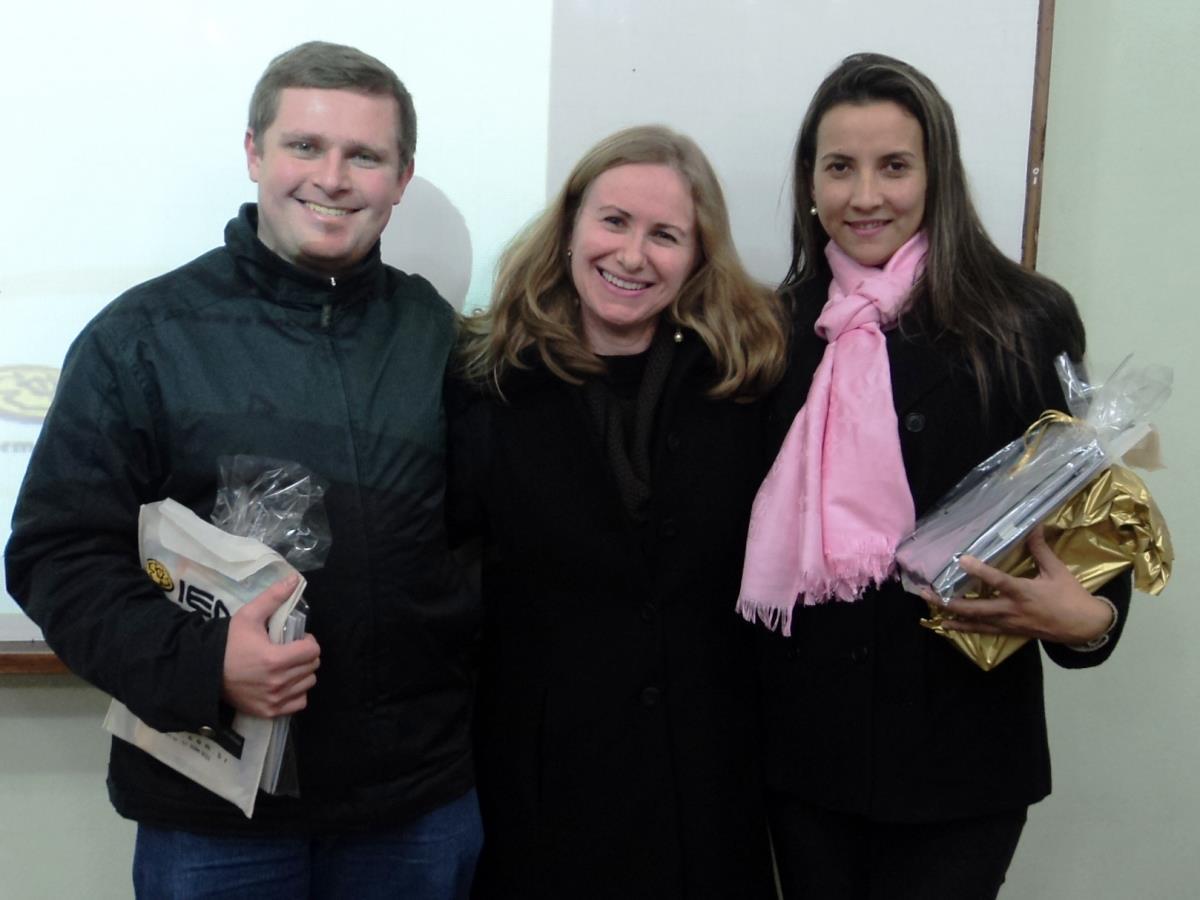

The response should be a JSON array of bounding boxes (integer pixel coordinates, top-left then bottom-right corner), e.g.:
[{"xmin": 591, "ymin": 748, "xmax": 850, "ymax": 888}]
[{"xmin": 321, "ymin": 276, "xmax": 336, "ymax": 329}]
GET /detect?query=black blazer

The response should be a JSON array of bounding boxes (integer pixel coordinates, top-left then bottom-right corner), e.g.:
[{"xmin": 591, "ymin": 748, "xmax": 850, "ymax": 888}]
[
  {"xmin": 759, "ymin": 277, "xmax": 1131, "ymax": 823},
  {"xmin": 449, "ymin": 336, "xmax": 776, "ymax": 899}
]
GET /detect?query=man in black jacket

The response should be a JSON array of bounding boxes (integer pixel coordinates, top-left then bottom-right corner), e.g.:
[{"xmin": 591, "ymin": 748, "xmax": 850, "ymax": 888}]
[{"xmin": 5, "ymin": 41, "xmax": 480, "ymax": 899}]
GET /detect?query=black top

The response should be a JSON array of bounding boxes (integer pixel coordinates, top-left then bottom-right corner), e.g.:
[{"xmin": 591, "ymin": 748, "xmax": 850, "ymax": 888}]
[{"xmin": 587, "ymin": 333, "xmax": 674, "ymax": 520}]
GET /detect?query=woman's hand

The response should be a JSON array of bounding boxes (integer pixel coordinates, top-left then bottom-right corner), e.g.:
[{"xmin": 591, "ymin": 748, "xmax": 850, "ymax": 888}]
[{"xmin": 939, "ymin": 526, "xmax": 1115, "ymax": 646}]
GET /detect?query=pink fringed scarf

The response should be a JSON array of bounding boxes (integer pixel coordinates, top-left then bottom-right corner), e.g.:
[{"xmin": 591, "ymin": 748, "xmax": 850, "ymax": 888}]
[{"xmin": 737, "ymin": 232, "xmax": 927, "ymax": 635}]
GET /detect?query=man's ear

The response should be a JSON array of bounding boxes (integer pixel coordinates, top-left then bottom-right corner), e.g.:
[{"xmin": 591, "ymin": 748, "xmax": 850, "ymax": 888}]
[
  {"xmin": 245, "ymin": 130, "xmax": 262, "ymax": 183},
  {"xmin": 393, "ymin": 159, "xmax": 416, "ymax": 206}
]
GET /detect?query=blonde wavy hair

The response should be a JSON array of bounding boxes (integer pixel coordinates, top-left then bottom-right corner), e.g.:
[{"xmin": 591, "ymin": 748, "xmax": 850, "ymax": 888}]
[{"xmin": 459, "ymin": 125, "xmax": 787, "ymax": 400}]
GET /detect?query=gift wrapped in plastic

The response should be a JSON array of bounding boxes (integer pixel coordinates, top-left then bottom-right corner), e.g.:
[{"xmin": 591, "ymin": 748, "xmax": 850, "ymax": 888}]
[
  {"xmin": 211, "ymin": 456, "xmax": 330, "ymax": 797},
  {"xmin": 103, "ymin": 457, "xmax": 330, "ymax": 816},
  {"xmin": 211, "ymin": 455, "xmax": 331, "ymax": 572},
  {"xmin": 895, "ymin": 355, "xmax": 1174, "ymax": 670}
]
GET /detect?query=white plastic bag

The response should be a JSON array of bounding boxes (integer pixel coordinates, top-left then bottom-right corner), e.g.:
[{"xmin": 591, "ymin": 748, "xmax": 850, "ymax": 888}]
[{"xmin": 103, "ymin": 498, "xmax": 305, "ymax": 817}]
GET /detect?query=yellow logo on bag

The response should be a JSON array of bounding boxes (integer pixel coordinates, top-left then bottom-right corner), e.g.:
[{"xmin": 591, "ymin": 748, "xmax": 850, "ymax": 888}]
[
  {"xmin": 145, "ymin": 559, "xmax": 175, "ymax": 592},
  {"xmin": 0, "ymin": 365, "xmax": 59, "ymax": 424}
]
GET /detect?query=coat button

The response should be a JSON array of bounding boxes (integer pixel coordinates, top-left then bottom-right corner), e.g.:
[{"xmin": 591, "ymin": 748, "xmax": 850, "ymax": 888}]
[
  {"xmin": 904, "ymin": 412, "xmax": 926, "ymax": 432},
  {"xmin": 666, "ymin": 432, "xmax": 682, "ymax": 452},
  {"xmin": 850, "ymin": 646, "xmax": 871, "ymax": 664},
  {"xmin": 659, "ymin": 518, "xmax": 679, "ymax": 539},
  {"xmin": 640, "ymin": 602, "xmax": 657, "ymax": 622},
  {"xmin": 640, "ymin": 686, "xmax": 662, "ymax": 707}
]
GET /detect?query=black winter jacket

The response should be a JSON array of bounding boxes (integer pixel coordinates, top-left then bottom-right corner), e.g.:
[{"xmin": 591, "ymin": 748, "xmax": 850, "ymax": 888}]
[{"xmin": 5, "ymin": 205, "xmax": 478, "ymax": 834}]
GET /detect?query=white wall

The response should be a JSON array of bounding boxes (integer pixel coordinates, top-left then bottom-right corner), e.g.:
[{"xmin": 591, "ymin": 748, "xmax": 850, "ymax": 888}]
[{"xmin": 1003, "ymin": 1, "xmax": 1200, "ymax": 897}]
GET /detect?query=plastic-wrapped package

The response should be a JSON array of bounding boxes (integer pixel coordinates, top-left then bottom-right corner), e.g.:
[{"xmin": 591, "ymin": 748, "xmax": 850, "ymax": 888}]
[
  {"xmin": 896, "ymin": 354, "xmax": 1172, "ymax": 605},
  {"xmin": 104, "ymin": 458, "xmax": 330, "ymax": 815},
  {"xmin": 210, "ymin": 456, "xmax": 329, "ymax": 798},
  {"xmin": 211, "ymin": 455, "xmax": 331, "ymax": 572}
]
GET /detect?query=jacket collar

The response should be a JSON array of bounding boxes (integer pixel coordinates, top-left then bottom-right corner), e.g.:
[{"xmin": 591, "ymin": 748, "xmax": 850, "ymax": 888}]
[
  {"xmin": 886, "ymin": 325, "xmax": 958, "ymax": 414},
  {"xmin": 499, "ymin": 322, "xmax": 711, "ymax": 401},
  {"xmin": 224, "ymin": 203, "xmax": 387, "ymax": 309}
]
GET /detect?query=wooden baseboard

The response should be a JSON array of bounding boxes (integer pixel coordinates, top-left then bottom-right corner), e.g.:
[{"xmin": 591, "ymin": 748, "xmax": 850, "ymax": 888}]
[{"xmin": 0, "ymin": 643, "xmax": 68, "ymax": 675}]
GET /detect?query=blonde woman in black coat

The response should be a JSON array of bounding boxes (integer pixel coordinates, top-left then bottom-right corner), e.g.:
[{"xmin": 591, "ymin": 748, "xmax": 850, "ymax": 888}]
[
  {"xmin": 450, "ymin": 125, "xmax": 787, "ymax": 899},
  {"xmin": 746, "ymin": 54, "xmax": 1131, "ymax": 900}
]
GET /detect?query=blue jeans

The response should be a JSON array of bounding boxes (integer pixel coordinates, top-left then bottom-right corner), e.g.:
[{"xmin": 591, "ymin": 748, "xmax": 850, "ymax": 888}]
[{"xmin": 133, "ymin": 788, "xmax": 482, "ymax": 899}]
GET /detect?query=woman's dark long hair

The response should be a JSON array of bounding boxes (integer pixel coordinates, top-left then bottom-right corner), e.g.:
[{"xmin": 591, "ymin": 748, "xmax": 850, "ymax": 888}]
[{"xmin": 785, "ymin": 53, "xmax": 1084, "ymax": 411}]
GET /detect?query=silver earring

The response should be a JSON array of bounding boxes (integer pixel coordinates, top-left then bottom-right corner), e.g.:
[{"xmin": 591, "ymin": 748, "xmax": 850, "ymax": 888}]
[
  {"xmin": 809, "ymin": 205, "xmax": 818, "ymax": 216},
  {"xmin": 673, "ymin": 327, "xmax": 683, "ymax": 344},
  {"xmin": 566, "ymin": 248, "xmax": 573, "ymax": 259}
]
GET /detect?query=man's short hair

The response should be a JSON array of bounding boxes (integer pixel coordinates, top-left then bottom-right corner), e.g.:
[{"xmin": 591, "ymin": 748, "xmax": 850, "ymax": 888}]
[{"xmin": 248, "ymin": 41, "xmax": 417, "ymax": 166}]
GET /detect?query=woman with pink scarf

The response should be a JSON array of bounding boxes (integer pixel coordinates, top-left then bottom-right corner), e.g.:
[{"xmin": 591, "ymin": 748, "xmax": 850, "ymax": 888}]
[{"xmin": 741, "ymin": 54, "xmax": 1131, "ymax": 899}]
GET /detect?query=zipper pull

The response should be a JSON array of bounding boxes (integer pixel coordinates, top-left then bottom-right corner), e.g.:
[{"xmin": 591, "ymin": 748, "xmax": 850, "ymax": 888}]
[{"xmin": 322, "ymin": 276, "xmax": 337, "ymax": 328}]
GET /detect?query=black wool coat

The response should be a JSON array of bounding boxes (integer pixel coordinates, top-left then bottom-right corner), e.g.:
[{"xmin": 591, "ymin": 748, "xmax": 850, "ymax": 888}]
[
  {"xmin": 759, "ymin": 277, "xmax": 1132, "ymax": 823},
  {"xmin": 448, "ymin": 337, "xmax": 776, "ymax": 900}
]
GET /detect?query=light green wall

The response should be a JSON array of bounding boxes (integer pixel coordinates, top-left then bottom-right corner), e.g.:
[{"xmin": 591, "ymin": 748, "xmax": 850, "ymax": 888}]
[
  {"xmin": 0, "ymin": 2, "xmax": 1195, "ymax": 898},
  {"xmin": 1004, "ymin": 0, "xmax": 1200, "ymax": 897},
  {"xmin": 0, "ymin": 675, "xmax": 133, "ymax": 898}
]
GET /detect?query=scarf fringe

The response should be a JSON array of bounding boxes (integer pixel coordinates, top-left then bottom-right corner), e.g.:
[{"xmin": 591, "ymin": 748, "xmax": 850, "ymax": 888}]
[
  {"xmin": 810, "ymin": 550, "xmax": 897, "ymax": 601},
  {"xmin": 738, "ymin": 553, "xmax": 898, "ymax": 637},
  {"xmin": 736, "ymin": 595, "xmax": 795, "ymax": 637}
]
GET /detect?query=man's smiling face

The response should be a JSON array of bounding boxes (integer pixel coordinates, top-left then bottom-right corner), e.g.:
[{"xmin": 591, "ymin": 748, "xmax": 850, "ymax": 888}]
[{"xmin": 245, "ymin": 87, "xmax": 413, "ymax": 275}]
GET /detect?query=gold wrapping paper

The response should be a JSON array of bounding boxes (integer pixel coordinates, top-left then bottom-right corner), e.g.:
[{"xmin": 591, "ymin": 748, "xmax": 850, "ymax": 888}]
[{"xmin": 921, "ymin": 465, "xmax": 1173, "ymax": 671}]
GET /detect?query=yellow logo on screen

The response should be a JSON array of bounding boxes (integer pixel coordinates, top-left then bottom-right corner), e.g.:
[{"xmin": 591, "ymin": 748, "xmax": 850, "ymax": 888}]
[
  {"xmin": 145, "ymin": 559, "xmax": 175, "ymax": 592},
  {"xmin": 0, "ymin": 365, "xmax": 59, "ymax": 424}
]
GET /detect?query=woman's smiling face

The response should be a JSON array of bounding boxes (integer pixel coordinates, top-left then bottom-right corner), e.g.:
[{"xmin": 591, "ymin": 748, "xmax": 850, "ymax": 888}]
[
  {"xmin": 812, "ymin": 100, "xmax": 927, "ymax": 267},
  {"xmin": 569, "ymin": 163, "xmax": 698, "ymax": 355}
]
